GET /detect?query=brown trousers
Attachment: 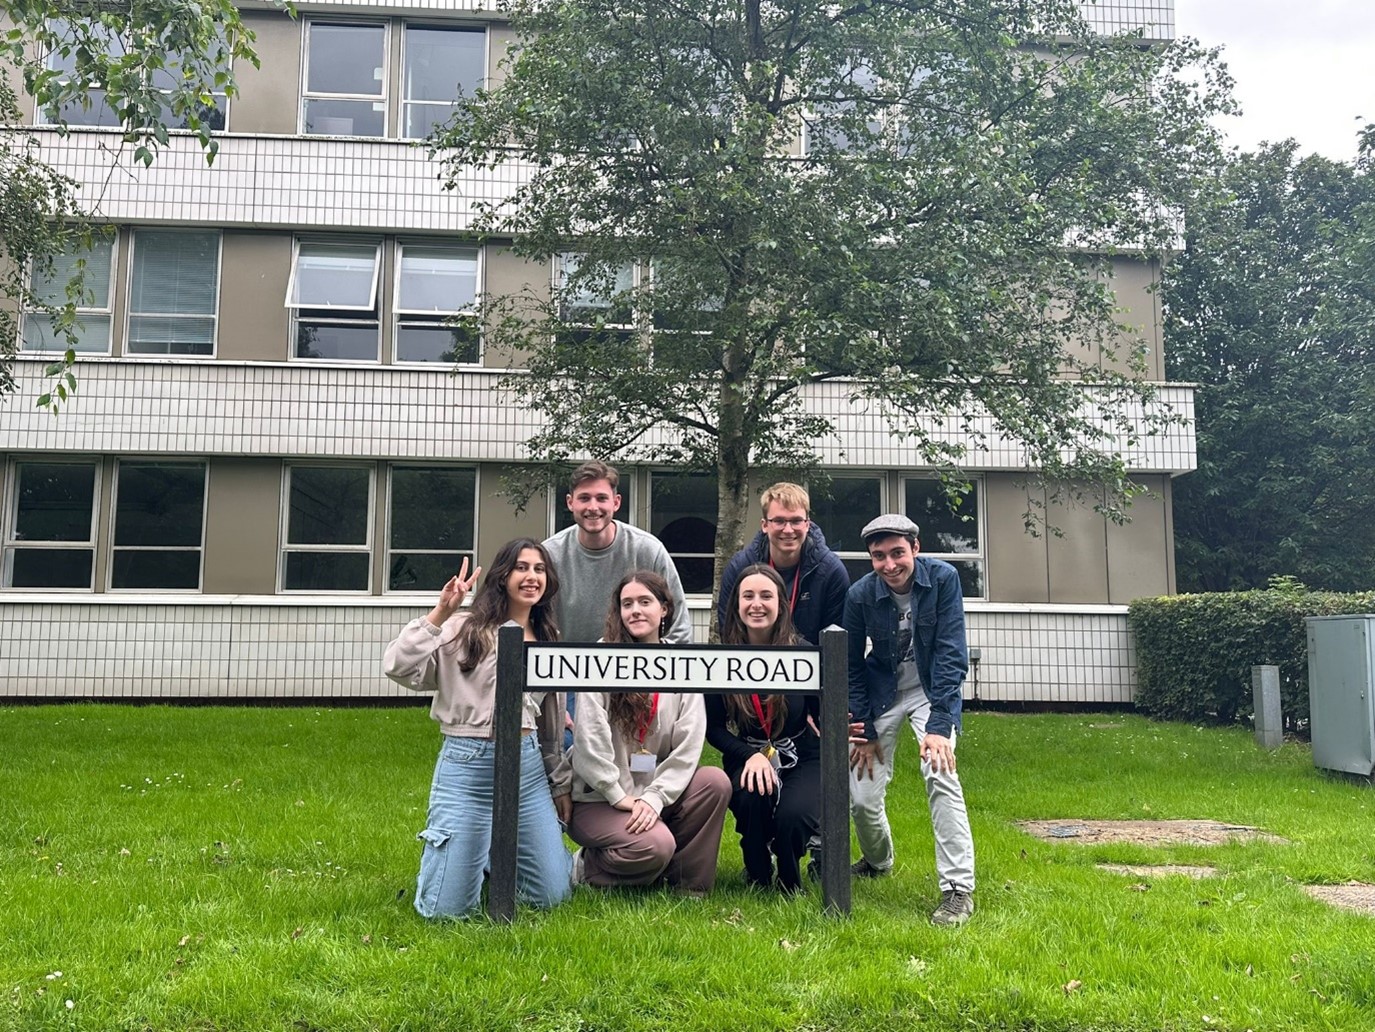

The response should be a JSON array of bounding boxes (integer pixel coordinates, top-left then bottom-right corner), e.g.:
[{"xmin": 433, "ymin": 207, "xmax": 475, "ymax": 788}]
[{"xmin": 569, "ymin": 766, "xmax": 731, "ymax": 893}]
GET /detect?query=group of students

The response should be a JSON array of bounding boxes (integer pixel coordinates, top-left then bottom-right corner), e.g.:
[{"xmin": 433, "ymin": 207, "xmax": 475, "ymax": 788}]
[{"xmin": 383, "ymin": 462, "xmax": 976, "ymax": 926}]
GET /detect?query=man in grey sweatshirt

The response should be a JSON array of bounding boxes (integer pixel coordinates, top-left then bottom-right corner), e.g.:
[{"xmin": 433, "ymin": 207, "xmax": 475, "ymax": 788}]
[{"xmin": 543, "ymin": 461, "xmax": 693, "ymax": 743}]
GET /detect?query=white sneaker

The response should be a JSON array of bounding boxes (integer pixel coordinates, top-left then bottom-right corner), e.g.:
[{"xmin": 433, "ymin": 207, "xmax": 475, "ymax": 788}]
[{"xmin": 570, "ymin": 848, "xmax": 586, "ymax": 888}]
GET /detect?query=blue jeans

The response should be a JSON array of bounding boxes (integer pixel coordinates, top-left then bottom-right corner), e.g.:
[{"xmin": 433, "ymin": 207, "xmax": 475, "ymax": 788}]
[{"xmin": 415, "ymin": 733, "xmax": 572, "ymax": 919}]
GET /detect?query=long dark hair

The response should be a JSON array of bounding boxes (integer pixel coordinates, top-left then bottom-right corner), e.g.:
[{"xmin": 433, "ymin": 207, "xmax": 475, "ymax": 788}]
[
  {"xmin": 445, "ymin": 538, "xmax": 560, "ymax": 672},
  {"xmin": 719, "ymin": 563, "xmax": 798, "ymax": 730},
  {"xmin": 605, "ymin": 570, "xmax": 674, "ymax": 740}
]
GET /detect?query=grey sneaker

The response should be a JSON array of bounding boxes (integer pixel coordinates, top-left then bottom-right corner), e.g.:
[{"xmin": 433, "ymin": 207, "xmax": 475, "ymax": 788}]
[
  {"xmin": 850, "ymin": 857, "xmax": 891, "ymax": 879},
  {"xmin": 570, "ymin": 848, "xmax": 587, "ymax": 888},
  {"xmin": 930, "ymin": 889, "xmax": 974, "ymax": 926}
]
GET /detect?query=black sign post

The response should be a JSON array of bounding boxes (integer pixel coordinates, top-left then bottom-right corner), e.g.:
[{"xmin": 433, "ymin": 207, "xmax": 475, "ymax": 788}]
[{"xmin": 488, "ymin": 622, "xmax": 851, "ymax": 921}]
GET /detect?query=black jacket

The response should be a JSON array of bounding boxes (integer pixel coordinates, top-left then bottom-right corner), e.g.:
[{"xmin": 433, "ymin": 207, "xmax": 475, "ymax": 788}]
[{"xmin": 717, "ymin": 523, "xmax": 851, "ymax": 645}]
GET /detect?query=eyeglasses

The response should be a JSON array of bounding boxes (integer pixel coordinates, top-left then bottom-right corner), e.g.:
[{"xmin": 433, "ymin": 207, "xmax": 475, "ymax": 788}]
[{"xmin": 764, "ymin": 517, "xmax": 808, "ymax": 528}]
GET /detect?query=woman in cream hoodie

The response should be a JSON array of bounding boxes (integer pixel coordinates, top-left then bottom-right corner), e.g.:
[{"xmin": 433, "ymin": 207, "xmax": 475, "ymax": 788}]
[{"xmin": 566, "ymin": 570, "xmax": 730, "ymax": 895}]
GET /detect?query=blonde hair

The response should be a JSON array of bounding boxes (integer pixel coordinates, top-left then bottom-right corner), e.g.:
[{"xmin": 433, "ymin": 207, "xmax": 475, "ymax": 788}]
[{"xmin": 759, "ymin": 482, "xmax": 809, "ymax": 516}]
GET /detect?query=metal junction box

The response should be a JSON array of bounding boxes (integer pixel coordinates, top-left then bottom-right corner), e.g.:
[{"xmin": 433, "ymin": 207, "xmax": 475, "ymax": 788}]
[{"xmin": 1307, "ymin": 615, "xmax": 1375, "ymax": 776}]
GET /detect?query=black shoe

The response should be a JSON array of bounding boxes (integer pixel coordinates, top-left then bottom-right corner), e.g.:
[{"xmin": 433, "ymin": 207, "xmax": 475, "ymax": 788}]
[
  {"xmin": 850, "ymin": 857, "xmax": 891, "ymax": 878},
  {"xmin": 806, "ymin": 853, "xmax": 822, "ymax": 883}
]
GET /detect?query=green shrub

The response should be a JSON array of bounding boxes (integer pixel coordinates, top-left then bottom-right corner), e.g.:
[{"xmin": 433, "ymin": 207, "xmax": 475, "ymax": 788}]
[{"xmin": 1129, "ymin": 580, "xmax": 1375, "ymax": 728}]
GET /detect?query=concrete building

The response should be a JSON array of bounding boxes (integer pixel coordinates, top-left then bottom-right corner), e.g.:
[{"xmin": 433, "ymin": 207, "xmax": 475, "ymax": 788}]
[{"xmin": 0, "ymin": 1, "xmax": 1186, "ymax": 702}]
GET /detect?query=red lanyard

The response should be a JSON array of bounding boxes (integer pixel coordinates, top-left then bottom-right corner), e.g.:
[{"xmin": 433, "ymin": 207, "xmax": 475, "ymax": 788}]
[
  {"xmin": 636, "ymin": 693, "xmax": 661, "ymax": 744},
  {"xmin": 749, "ymin": 694, "xmax": 773, "ymax": 739},
  {"xmin": 768, "ymin": 557, "xmax": 802, "ymax": 612}
]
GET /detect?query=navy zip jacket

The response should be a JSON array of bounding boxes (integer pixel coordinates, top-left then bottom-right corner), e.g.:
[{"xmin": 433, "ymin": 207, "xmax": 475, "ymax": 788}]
[
  {"xmin": 843, "ymin": 557, "xmax": 968, "ymax": 741},
  {"xmin": 717, "ymin": 523, "xmax": 850, "ymax": 645}
]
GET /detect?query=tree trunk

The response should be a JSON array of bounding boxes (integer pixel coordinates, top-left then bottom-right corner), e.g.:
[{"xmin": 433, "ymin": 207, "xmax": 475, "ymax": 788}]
[{"xmin": 711, "ymin": 360, "xmax": 753, "ymax": 642}]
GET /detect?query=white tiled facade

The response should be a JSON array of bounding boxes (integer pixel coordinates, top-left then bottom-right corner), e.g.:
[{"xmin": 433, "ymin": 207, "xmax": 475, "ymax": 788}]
[
  {"xmin": 0, "ymin": 0, "xmax": 1177, "ymax": 704},
  {"xmin": 0, "ymin": 597, "xmax": 1135, "ymax": 703}
]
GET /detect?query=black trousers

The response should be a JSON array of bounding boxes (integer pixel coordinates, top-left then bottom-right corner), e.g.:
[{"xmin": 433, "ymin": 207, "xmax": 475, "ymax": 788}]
[{"xmin": 725, "ymin": 755, "xmax": 821, "ymax": 891}]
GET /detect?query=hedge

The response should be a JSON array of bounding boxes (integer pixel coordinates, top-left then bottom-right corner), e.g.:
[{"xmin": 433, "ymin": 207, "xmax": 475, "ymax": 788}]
[{"xmin": 1128, "ymin": 583, "xmax": 1375, "ymax": 729}]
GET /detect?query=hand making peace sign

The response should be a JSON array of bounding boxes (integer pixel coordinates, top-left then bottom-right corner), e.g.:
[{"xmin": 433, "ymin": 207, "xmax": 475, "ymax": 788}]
[{"xmin": 427, "ymin": 556, "xmax": 483, "ymax": 627}]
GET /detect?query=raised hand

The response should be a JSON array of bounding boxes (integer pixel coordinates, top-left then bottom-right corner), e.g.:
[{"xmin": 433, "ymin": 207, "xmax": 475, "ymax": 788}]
[{"xmin": 427, "ymin": 557, "xmax": 482, "ymax": 627}]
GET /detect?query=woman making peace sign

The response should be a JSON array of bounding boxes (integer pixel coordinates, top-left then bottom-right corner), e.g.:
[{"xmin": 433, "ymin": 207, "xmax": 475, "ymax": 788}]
[{"xmin": 384, "ymin": 539, "xmax": 572, "ymax": 918}]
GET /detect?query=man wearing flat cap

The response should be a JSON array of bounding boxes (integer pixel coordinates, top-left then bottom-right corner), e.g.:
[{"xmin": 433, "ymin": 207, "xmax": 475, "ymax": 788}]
[{"xmin": 843, "ymin": 513, "xmax": 975, "ymax": 926}]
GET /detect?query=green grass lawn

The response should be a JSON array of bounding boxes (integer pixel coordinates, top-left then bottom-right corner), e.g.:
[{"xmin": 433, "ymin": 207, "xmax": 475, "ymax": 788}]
[{"xmin": 3, "ymin": 705, "xmax": 1374, "ymax": 1032}]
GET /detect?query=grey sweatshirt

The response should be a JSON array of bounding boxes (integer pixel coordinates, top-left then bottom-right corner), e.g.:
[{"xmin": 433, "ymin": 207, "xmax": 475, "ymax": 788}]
[{"xmin": 543, "ymin": 521, "xmax": 693, "ymax": 643}]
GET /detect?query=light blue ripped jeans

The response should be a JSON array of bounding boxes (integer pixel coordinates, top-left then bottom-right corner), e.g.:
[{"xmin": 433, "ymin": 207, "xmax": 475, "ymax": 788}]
[{"xmin": 415, "ymin": 733, "xmax": 572, "ymax": 919}]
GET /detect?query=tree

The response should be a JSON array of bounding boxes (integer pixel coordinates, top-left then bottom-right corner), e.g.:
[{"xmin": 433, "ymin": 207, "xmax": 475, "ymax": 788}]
[
  {"xmin": 434, "ymin": 0, "xmax": 1231, "ymax": 599},
  {"xmin": 1164, "ymin": 141, "xmax": 1375, "ymax": 592},
  {"xmin": 1, "ymin": 1, "xmax": 264, "ymax": 408}
]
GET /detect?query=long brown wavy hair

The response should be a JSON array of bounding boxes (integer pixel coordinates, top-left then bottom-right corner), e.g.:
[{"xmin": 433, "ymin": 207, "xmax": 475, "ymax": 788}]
[
  {"xmin": 604, "ymin": 570, "xmax": 674, "ymax": 740},
  {"xmin": 719, "ymin": 563, "xmax": 798, "ymax": 730},
  {"xmin": 443, "ymin": 538, "xmax": 560, "ymax": 672}
]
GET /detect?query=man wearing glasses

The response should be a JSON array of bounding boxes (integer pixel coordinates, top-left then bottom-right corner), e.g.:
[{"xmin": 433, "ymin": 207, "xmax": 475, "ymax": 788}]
[{"xmin": 716, "ymin": 482, "xmax": 850, "ymax": 648}]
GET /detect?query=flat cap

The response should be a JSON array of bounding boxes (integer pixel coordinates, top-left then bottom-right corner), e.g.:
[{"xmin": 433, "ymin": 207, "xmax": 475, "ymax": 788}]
[{"xmin": 860, "ymin": 513, "xmax": 920, "ymax": 544}]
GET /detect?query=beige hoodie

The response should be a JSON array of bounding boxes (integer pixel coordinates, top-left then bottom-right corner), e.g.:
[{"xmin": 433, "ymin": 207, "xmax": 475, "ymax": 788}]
[{"xmin": 568, "ymin": 691, "xmax": 707, "ymax": 814}]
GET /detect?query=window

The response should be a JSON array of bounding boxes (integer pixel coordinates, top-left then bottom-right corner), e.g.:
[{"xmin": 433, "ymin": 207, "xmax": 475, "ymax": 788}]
[
  {"xmin": 804, "ymin": 61, "xmax": 884, "ymax": 155},
  {"xmin": 4, "ymin": 460, "xmax": 98, "ymax": 589},
  {"xmin": 402, "ymin": 25, "xmax": 485, "ymax": 139},
  {"xmin": 110, "ymin": 462, "xmax": 207, "ymax": 589},
  {"xmin": 302, "ymin": 21, "xmax": 387, "ymax": 137},
  {"xmin": 903, "ymin": 477, "xmax": 985, "ymax": 598},
  {"xmin": 394, "ymin": 244, "xmax": 480, "ymax": 363},
  {"xmin": 553, "ymin": 474, "xmax": 634, "ymax": 534},
  {"xmin": 282, "ymin": 465, "xmax": 373, "ymax": 591},
  {"xmin": 127, "ymin": 230, "xmax": 220, "ymax": 356},
  {"xmin": 287, "ymin": 240, "xmax": 382, "ymax": 361},
  {"xmin": 810, "ymin": 475, "xmax": 883, "ymax": 582},
  {"xmin": 43, "ymin": 19, "xmax": 227, "ymax": 130},
  {"xmin": 387, "ymin": 466, "xmax": 476, "ymax": 591},
  {"xmin": 557, "ymin": 254, "xmax": 638, "ymax": 348},
  {"xmin": 22, "ymin": 236, "xmax": 115, "ymax": 354},
  {"xmin": 650, "ymin": 472, "xmax": 717, "ymax": 594}
]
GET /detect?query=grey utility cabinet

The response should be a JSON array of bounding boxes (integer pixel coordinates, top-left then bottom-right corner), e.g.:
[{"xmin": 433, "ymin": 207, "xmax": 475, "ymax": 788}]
[{"xmin": 1307, "ymin": 615, "xmax": 1375, "ymax": 776}]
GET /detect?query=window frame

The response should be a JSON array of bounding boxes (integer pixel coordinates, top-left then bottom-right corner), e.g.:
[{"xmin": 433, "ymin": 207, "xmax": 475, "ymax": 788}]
[
  {"xmin": 555, "ymin": 253, "xmax": 640, "ymax": 332},
  {"xmin": 124, "ymin": 228, "xmax": 223, "ymax": 358},
  {"xmin": 647, "ymin": 469, "xmax": 718, "ymax": 596},
  {"xmin": 809, "ymin": 473, "xmax": 887, "ymax": 584},
  {"xmin": 384, "ymin": 463, "xmax": 480, "ymax": 594},
  {"xmin": 900, "ymin": 474, "xmax": 987, "ymax": 600},
  {"xmin": 286, "ymin": 237, "xmax": 384, "ymax": 363},
  {"xmin": 399, "ymin": 21, "xmax": 487, "ymax": 141},
  {"xmin": 107, "ymin": 458, "xmax": 209, "ymax": 592},
  {"xmin": 279, "ymin": 462, "xmax": 376, "ymax": 594},
  {"xmin": 40, "ymin": 18, "xmax": 230, "ymax": 131},
  {"xmin": 2, "ymin": 456, "xmax": 101, "ymax": 591},
  {"xmin": 20, "ymin": 232, "xmax": 117, "ymax": 356},
  {"xmin": 300, "ymin": 18, "xmax": 391, "ymax": 138},
  {"xmin": 391, "ymin": 241, "xmax": 483, "ymax": 366}
]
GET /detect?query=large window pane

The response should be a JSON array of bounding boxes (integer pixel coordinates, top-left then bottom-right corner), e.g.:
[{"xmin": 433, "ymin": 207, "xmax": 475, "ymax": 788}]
[
  {"xmin": 14, "ymin": 463, "xmax": 96, "ymax": 542},
  {"xmin": 288, "ymin": 467, "xmax": 370, "ymax": 545},
  {"xmin": 11, "ymin": 548, "xmax": 93, "ymax": 588},
  {"xmin": 111, "ymin": 550, "xmax": 202, "ymax": 590},
  {"xmin": 651, "ymin": 472, "xmax": 716, "ymax": 593},
  {"xmin": 295, "ymin": 323, "xmax": 379, "ymax": 361},
  {"xmin": 114, "ymin": 463, "xmax": 205, "ymax": 547},
  {"xmin": 388, "ymin": 466, "xmax": 476, "ymax": 591},
  {"xmin": 290, "ymin": 243, "xmax": 379, "ymax": 308},
  {"xmin": 559, "ymin": 254, "xmax": 635, "ymax": 326},
  {"xmin": 402, "ymin": 26, "xmax": 484, "ymax": 139},
  {"xmin": 303, "ymin": 98, "xmax": 385, "ymax": 137},
  {"xmin": 44, "ymin": 20, "xmax": 125, "ymax": 127},
  {"xmin": 394, "ymin": 323, "xmax": 479, "ymax": 364},
  {"xmin": 306, "ymin": 23, "xmax": 385, "ymax": 96},
  {"xmin": 128, "ymin": 231, "xmax": 219, "ymax": 355},
  {"xmin": 398, "ymin": 247, "xmax": 477, "ymax": 311},
  {"xmin": 904, "ymin": 479, "xmax": 979, "ymax": 554},
  {"xmin": 811, "ymin": 477, "xmax": 882, "ymax": 555},
  {"xmin": 23, "ymin": 237, "xmax": 115, "ymax": 354}
]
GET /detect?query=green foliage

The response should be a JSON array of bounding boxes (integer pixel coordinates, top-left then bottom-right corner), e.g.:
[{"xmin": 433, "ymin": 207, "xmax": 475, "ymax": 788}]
[
  {"xmin": 0, "ymin": 0, "xmax": 270, "ymax": 408},
  {"xmin": 5, "ymin": 707, "xmax": 1375, "ymax": 1031},
  {"xmin": 1164, "ymin": 142, "xmax": 1375, "ymax": 591},
  {"xmin": 434, "ymin": 0, "xmax": 1232, "ymax": 568},
  {"xmin": 1130, "ymin": 583, "xmax": 1375, "ymax": 726}
]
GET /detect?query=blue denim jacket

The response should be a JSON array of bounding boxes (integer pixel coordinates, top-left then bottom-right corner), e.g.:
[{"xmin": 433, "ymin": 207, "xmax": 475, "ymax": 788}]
[{"xmin": 843, "ymin": 557, "xmax": 968, "ymax": 741}]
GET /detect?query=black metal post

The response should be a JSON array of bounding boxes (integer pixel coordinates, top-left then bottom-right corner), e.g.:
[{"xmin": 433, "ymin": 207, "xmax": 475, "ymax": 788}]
[
  {"xmin": 819, "ymin": 626, "xmax": 852, "ymax": 916},
  {"xmin": 488, "ymin": 621, "xmax": 526, "ymax": 923}
]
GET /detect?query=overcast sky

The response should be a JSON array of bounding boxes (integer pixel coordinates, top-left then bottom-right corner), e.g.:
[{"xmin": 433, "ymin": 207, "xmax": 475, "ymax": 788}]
[{"xmin": 1174, "ymin": 0, "xmax": 1375, "ymax": 163}]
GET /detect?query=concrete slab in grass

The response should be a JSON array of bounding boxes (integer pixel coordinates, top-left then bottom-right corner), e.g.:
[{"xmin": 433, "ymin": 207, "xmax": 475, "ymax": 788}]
[
  {"xmin": 1018, "ymin": 819, "xmax": 1288, "ymax": 846},
  {"xmin": 1304, "ymin": 882, "xmax": 1375, "ymax": 915}
]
